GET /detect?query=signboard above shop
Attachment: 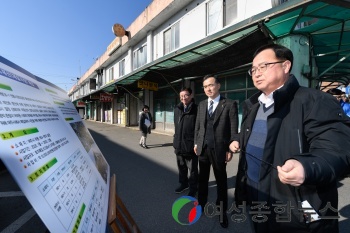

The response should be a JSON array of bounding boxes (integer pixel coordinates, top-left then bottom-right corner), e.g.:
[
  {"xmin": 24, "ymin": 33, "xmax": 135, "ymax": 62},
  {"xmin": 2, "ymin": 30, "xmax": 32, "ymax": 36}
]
[
  {"xmin": 137, "ymin": 80, "xmax": 158, "ymax": 91},
  {"xmin": 76, "ymin": 101, "xmax": 86, "ymax": 107},
  {"xmin": 100, "ymin": 93, "xmax": 113, "ymax": 102}
]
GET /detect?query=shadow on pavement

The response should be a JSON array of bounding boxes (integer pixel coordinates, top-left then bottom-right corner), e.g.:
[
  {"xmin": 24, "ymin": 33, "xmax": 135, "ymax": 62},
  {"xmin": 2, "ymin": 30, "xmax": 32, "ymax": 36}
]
[{"xmin": 86, "ymin": 122, "xmax": 244, "ymax": 233}]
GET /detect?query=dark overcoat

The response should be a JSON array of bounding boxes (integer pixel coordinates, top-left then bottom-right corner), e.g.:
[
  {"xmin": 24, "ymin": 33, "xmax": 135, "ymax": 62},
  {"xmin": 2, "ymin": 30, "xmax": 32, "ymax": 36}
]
[
  {"xmin": 173, "ymin": 101, "xmax": 198, "ymax": 155},
  {"xmin": 235, "ymin": 75, "xmax": 350, "ymax": 233},
  {"xmin": 139, "ymin": 111, "xmax": 152, "ymax": 135}
]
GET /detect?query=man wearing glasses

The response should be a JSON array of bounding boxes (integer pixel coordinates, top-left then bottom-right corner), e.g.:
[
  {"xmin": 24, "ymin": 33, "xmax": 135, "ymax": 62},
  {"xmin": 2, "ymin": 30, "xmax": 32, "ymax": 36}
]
[{"xmin": 234, "ymin": 44, "xmax": 350, "ymax": 233}]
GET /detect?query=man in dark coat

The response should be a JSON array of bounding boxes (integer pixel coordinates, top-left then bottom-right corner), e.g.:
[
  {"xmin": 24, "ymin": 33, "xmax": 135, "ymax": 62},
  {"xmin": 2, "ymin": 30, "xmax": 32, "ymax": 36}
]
[
  {"xmin": 235, "ymin": 44, "xmax": 350, "ymax": 233},
  {"xmin": 173, "ymin": 87, "xmax": 198, "ymax": 197},
  {"xmin": 194, "ymin": 75, "xmax": 239, "ymax": 228}
]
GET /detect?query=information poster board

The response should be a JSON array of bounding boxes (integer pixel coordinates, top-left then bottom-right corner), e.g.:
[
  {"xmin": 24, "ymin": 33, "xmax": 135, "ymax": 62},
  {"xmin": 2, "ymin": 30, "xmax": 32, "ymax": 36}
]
[{"xmin": 0, "ymin": 56, "xmax": 110, "ymax": 233}]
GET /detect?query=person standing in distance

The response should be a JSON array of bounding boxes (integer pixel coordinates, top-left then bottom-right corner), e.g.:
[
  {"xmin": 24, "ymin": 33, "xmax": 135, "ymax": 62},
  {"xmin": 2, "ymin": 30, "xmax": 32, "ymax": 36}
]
[
  {"xmin": 326, "ymin": 88, "xmax": 350, "ymax": 117},
  {"xmin": 194, "ymin": 75, "xmax": 239, "ymax": 228},
  {"xmin": 139, "ymin": 105, "xmax": 152, "ymax": 149},
  {"xmin": 235, "ymin": 44, "xmax": 350, "ymax": 233},
  {"xmin": 173, "ymin": 87, "xmax": 198, "ymax": 197}
]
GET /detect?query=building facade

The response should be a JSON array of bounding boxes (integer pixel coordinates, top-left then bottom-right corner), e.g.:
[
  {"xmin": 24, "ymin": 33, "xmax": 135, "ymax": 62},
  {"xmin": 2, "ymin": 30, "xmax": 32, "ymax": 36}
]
[{"xmin": 68, "ymin": 0, "xmax": 350, "ymax": 134}]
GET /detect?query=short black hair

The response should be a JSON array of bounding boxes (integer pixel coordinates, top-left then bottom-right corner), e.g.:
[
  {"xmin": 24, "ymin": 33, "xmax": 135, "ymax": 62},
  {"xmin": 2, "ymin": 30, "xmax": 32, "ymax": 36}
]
[
  {"xmin": 142, "ymin": 105, "xmax": 149, "ymax": 111},
  {"xmin": 203, "ymin": 74, "xmax": 220, "ymax": 84},
  {"xmin": 253, "ymin": 44, "xmax": 294, "ymax": 72},
  {"xmin": 326, "ymin": 88, "xmax": 342, "ymax": 95},
  {"xmin": 180, "ymin": 87, "xmax": 192, "ymax": 95}
]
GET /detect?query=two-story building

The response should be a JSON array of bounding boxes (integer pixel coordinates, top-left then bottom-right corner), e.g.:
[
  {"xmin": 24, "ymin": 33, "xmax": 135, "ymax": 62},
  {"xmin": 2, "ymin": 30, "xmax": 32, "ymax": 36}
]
[{"xmin": 68, "ymin": 0, "xmax": 350, "ymax": 134}]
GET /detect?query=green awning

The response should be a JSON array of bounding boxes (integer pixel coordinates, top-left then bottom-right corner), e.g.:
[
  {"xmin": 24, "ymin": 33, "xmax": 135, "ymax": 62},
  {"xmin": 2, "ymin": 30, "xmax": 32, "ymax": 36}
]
[
  {"xmin": 105, "ymin": 0, "xmax": 350, "ymax": 92},
  {"xmin": 113, "ymin": 26, "xmax": 268, "ymax": 88},
  {"xmin": 264, "ymin": 0, "xmax": 350, "ymax": 84}
]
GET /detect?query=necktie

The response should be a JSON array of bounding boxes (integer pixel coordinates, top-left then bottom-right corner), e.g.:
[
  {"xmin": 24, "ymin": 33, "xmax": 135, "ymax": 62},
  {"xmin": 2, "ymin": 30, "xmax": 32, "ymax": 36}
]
[
  {"xmin": 184, "ymin": 106, "xmax": 187, "ymax": 113},
  {"xmin": 208, "ymin": 100, "xmax": 214, "ymax": 117}
]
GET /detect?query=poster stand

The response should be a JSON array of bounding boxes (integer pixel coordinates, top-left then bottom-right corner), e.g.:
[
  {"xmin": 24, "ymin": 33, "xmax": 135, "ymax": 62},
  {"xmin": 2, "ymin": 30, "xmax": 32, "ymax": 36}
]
[
  {"xmin": 108, "ymin": 174, "xmax": 141, "ymax": 233},
  {"xmin": 0, "ymin": 55, "xmax": 111, "ymax": 232}
]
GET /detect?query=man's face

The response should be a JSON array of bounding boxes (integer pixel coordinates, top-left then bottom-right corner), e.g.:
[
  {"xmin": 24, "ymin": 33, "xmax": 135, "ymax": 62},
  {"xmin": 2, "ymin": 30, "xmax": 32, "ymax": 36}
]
[
  {"xmin": 179, "ymin": 90, "xmax": 192, "ymax": 106},
  {"xmin": 341, "ymin": 94, "xmax": 347, "ymax": 102},
  {"xmin": 251, "ymin": 49, "xmax": 290, "ymax": 95},
  {"xmin": 203, "ymin": 77, "xmax": 220, "ymax": 99}
]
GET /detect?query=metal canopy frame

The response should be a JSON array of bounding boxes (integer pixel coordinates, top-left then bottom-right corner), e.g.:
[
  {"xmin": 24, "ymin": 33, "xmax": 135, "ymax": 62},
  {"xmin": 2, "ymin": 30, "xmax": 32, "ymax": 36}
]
[
  {"xmin": 264, "ymin": 0, "xmax": 350, "ymax": 85},
  {"xmin": 102, "ymin": 25, "xmax": 265, "ymax": 93},
  {"xmin": 99, "ymin": 0, "xmax": 350, "ymax": 95}
]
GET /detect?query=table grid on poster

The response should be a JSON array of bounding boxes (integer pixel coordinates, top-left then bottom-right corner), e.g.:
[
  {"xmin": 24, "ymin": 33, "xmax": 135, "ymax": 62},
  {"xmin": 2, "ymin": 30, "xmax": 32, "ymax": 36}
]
[{"xmin": 38, "ymin": 149, "xmax": 93, "ymax": 230}]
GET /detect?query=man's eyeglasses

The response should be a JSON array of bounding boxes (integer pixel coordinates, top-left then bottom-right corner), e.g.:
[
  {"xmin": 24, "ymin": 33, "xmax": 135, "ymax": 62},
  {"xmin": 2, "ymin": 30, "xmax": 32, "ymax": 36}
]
[
  {"xmin": 180, "ymin": 94, "xmax": 190, "ymax": 99},
  {"xmin": 248, "ymin": 61, "xmax": 286, "ymax": 76}
]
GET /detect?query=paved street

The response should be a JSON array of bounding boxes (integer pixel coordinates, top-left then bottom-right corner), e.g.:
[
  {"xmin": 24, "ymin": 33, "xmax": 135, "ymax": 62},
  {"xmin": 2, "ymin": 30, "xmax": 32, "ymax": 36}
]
[
  {"xmin": 1, "ymin": 120, "xmax": 350, "ymax": 232},
  {"xmin": 85, "ymin": 121, "xmax": 252, "ymax": 233}
]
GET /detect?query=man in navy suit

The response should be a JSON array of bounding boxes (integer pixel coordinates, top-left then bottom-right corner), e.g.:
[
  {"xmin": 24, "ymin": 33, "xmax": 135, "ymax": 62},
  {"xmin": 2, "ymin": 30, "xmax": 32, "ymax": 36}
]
[{"xmin": 194, "ymin": 74, "xmax": 239, "ymax": 228}]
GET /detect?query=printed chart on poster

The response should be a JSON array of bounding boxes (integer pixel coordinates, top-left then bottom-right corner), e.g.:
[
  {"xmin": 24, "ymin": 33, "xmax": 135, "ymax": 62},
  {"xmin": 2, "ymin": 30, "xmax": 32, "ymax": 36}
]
[{"xmin": 0, "ymin": 56, "xmax": 110, "ymax": 233}]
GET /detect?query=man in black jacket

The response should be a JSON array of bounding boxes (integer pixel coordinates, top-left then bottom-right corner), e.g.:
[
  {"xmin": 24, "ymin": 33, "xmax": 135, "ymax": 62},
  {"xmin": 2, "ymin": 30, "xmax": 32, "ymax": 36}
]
[
  {"xmin": 235, "ymin": 44, "xmax": 350, "ymax": 233},
  {"xmin": 173, "ymin": 87, "xmax": 198, "ymax": 197}
]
